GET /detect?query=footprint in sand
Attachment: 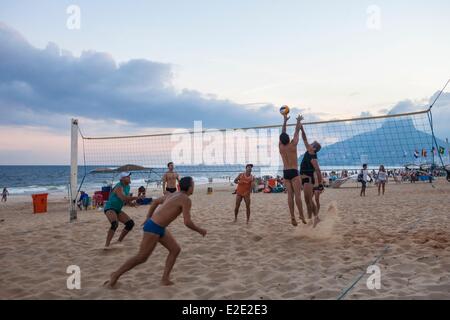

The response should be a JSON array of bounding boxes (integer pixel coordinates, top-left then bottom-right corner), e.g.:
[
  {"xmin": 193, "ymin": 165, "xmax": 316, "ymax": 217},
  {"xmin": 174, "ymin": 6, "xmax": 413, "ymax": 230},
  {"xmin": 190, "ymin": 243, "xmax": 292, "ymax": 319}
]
[
  {"xmin": 252, "ymin": 235, "xmax": 263, "ymax": 242},
  {"xmin": 90, "ymin": 245, "xmax": 125, "ymax": 254}
]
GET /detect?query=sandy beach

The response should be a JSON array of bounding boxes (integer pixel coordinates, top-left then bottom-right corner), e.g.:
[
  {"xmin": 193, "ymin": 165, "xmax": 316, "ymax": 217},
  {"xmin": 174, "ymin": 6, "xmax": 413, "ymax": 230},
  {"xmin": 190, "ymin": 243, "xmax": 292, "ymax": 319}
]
[{"xmin": 0, "ymin": 180, "xmax": 449, "ymax": 300}]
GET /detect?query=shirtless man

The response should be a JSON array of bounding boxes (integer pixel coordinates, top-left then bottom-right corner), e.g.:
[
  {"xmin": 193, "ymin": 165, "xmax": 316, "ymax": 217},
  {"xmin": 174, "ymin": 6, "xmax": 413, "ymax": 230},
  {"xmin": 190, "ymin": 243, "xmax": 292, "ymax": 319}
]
[
  {"xmin": 298, "ymin": 118, "xmax": 323, "ymax": 228},
  {"xmin": 162, "ymin": 162, "xmax": 180, "ymax": 194},
  {"xmin": 279, "ymin": 114, "xmax": 306, "ymax": 226},
  {"xmin": 106, "ymin": 177, "xmax": 206, "ymax": 287},
  {"xmin": 234, "ymin": 164, "xmax": 255, "ymax": 224}
]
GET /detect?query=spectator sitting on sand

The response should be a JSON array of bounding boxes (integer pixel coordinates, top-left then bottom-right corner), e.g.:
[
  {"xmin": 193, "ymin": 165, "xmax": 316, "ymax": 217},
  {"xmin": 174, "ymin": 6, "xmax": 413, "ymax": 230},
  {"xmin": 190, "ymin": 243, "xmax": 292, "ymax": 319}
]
[
  {"xmin": 77, "ymin": 191, "xmax": 89, "ymax": 210},
  {"xmin": 138, "ymin": 186, "xmax": 146, "ymax": 199},
  {"xmin": 136, "ymin": 186, "xmax": 153, "ymax": 205}
]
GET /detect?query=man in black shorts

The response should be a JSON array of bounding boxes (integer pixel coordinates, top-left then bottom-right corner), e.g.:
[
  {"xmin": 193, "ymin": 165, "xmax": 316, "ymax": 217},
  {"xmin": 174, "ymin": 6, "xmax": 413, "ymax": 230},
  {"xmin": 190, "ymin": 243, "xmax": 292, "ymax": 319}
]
[
  {"xmin": 279, "ymin": 114, "xmax": 306, "ymax": 226},
  {"xmin": 162, "ymin": 162, "xmax": 180, "ymax": 194},
  {"xmin": 298, "ymin": 118, "xmax": 323, "ymax": 228}
]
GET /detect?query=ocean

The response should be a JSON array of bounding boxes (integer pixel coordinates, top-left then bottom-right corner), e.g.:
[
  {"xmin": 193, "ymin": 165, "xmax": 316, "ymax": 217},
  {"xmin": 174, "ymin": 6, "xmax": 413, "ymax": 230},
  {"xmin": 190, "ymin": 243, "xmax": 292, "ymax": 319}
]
[
  {"xmin": 0, "ymin": 165, "xmax": 243, "ymax": 195},
  {"xmin": 0, "ymin": 163, "xmax": 413, "ymax": 195}
]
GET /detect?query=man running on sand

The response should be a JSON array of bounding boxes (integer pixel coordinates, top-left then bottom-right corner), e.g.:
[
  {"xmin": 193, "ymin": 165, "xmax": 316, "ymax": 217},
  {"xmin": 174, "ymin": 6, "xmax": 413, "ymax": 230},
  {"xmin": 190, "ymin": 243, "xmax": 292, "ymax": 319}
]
[
  {"xmin": 298, "ymin": 118, "xmax": 323, "ymax": 228},
  {"xmin": 279, "ymin": 114, "xmax": 306, "ymax": 226},
  {"xmin": 103, "ymin": 172, "xmax": 138, "ymax": 249},
  {"xmin": 162, "ymin": 162, "xmax": 180, "ymax": 194},
  {"xmin": 105, "ymin": 176, "xmax": 207, "ymax": 287},
  {"xmin": 234, "ymin": 164, "xmax": 255, "ymax": 224}
]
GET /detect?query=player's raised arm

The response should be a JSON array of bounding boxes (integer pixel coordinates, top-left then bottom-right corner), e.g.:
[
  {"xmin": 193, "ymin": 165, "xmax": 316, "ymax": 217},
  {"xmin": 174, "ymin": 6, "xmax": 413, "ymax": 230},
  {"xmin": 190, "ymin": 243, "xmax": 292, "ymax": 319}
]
[
  {"xmin": 281, "ymin": 113, "xmax": 290, "ymax": 134},
  {"xmin": 298, "ymin": 116, "xmax": 313, "ymax": 152},
  {"xmin": 182, "ymin": 198, "xmax": 206, "ymax": 236},
  {"xmin": 291, "ymin": 115, "xmax": 304, "ymax": 146}
]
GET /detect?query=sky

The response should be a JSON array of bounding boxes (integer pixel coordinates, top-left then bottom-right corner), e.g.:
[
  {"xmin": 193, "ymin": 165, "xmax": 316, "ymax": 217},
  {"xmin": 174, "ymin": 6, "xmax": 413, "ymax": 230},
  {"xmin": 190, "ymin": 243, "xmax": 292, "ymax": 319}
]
[{"xmin": 0, "ymin": 0, "xmax": 449, "ymax": 164}]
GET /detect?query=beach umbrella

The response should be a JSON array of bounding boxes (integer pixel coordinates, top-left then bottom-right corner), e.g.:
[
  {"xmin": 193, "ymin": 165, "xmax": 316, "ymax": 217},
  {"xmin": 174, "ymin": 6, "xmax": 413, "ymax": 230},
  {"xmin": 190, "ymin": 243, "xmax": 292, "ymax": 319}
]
[
  {"xmin": 420, "ymin": 164, "xmax": 432, "ymax": 171},
  {"xmin": 405, "ymin": 164, "xmax": 420, "ymax": 170},
  {"xmin": 115, "ymin": 164, "xmax": 148, "ymax": 172},
  {"xmin": 90, "ymin": 167, "xmax": 115, "ymax": 174}
]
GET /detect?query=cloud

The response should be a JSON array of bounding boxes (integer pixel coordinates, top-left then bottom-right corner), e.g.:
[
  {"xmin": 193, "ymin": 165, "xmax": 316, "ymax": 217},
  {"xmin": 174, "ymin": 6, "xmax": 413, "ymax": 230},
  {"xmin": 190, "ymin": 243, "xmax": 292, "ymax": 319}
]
[
  {"xmin": 388, "ymin": 99, "xmax": 426, "ymax": 115},
  {"xmin": 0, "ymin": 22, "xmax": 318, "ymax": 134},
  {"xmin": 360, "ymin": 111, "xmax": 373, "ymax": 117},
  {"xmin": 386, "ymin": 93, "xmax": 450, "ymax": 140},
  {"xmin": 1, "ymin": 21, "xmax": 448, "ymax": 144}
]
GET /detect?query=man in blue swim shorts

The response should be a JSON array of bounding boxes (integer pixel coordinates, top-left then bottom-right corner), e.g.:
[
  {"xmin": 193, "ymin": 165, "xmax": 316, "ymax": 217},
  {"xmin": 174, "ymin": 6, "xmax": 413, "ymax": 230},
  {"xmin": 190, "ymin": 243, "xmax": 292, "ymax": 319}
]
[{"xmin": 105, "ymin": 176, "xmax": 207, "ymax": 287}]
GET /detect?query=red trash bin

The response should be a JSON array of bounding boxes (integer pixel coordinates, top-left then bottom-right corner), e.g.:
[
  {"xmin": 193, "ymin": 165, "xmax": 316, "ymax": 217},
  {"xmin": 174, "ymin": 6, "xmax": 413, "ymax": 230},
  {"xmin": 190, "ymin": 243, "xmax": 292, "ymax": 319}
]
[
  {"xmin": 102, "ymin": 191, "xmax": 110, "ymax": 201},
  {"xmin": 32, "ymin": 193, "xmax": 48, "ymax": 214}
]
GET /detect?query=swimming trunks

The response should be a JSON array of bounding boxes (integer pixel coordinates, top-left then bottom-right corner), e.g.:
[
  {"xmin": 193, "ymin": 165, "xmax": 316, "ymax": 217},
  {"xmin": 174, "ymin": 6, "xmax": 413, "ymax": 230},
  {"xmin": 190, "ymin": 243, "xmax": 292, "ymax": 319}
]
[
  {"xmin": 143, "ymin": 219, "xmax": 166, "ymax": 237},
  {"xmin": 104, "ymin": 208, "xmax": 122, "ymax": 215},
  {"xmin": 283, "ymin": 169, "xmax": 299, "ymax": 180},
  {"xmin": 301, "ymin": 172, "xmax": 315, "ymax": 185},
  {"xmin": 313, "ymin": 184, "xmax": 324, "ymax": 192},
  {"xmin": 166, "ymin": 187, "xmax": 177, "ymax": 193}
]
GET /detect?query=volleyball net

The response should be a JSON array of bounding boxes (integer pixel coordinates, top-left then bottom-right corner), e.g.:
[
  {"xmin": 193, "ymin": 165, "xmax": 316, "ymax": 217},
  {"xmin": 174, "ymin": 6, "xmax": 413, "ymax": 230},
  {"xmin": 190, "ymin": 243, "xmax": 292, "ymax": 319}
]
[{"xmin": 78, "ymin": 108, "xmax": 447, "ymax": 179}]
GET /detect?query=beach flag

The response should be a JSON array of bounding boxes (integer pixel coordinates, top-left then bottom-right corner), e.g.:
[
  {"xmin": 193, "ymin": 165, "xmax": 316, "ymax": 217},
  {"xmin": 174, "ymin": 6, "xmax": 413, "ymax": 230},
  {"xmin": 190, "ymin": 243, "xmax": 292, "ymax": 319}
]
[
  {"xmin": 414, "ymin": 150, "xmax": 419, "ymax": 158},
  {"xmin": 439, "ymin": 146, "xmax": 445, "ymax": 155},
  {"xmin": 421, "ymin": 148, "xmax": 427, "ymax": 158}
]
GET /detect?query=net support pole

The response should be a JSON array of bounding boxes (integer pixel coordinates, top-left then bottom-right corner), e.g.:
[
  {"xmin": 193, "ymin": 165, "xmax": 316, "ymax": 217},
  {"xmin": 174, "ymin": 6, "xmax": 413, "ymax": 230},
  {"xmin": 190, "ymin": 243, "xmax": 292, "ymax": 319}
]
[{"xmin": 70, "ymin": 118, "xmax": 79, "ymax": 222}]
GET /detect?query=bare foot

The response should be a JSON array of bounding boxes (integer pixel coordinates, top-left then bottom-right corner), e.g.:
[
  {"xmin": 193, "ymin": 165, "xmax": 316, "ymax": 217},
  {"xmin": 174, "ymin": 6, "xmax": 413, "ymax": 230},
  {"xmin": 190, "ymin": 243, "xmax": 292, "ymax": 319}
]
[
  {"xmin": 299, "ymin": 215, "xmax": 307, "ymax": 225},
  {"xmin": 161, "ymin": 279, "xmax": 175, "ymax": 286},
  {"xmin": 291, "ymin": 217, "xmax": 298, "ymax": 227},
  {"xmin": 103, "ymin": 245, "xmax": 111, "ymax": 251},
  {"xmin": 313, "ymin": 217, "xmax": 321, "ymax": 228},
  {"xmin": 104, "ymin": 272, "xmax": 119, "ymax": 288}
]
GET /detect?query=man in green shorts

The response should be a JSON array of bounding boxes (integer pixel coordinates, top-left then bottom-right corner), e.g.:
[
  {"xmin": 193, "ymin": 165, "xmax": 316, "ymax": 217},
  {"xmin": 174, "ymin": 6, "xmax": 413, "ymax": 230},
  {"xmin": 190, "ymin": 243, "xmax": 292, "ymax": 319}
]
[{"xmin": 103, "ymin": 172, "xmax": 139, "ymax": 249}]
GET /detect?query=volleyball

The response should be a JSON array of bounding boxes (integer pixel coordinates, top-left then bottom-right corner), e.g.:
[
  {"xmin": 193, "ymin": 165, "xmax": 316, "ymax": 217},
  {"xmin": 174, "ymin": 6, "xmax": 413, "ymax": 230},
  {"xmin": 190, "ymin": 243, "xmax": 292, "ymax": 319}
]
[{"xmin": 280, "ymin": 105, "xmax": 290, "ymax": 115}]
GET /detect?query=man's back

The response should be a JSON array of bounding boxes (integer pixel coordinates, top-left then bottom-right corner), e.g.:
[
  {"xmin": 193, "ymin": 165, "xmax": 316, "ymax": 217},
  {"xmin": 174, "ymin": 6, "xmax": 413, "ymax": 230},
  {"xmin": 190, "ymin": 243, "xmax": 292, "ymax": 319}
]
[{"xmin": 152, "ymin": 193, "xmax": 189, "ymax": 227}]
